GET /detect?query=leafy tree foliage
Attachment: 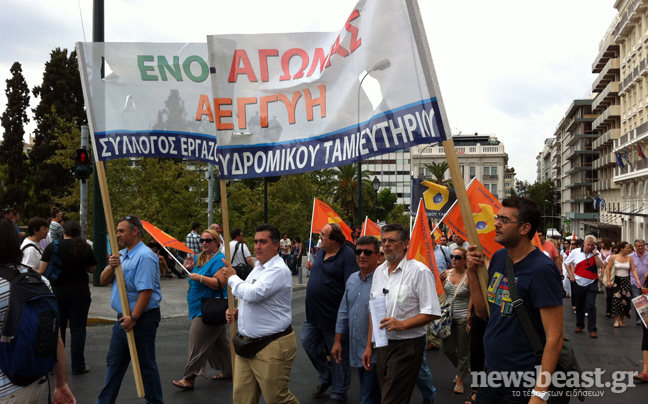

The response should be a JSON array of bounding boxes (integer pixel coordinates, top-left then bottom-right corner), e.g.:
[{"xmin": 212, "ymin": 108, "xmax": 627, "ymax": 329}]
[
  {"xmin": 328, "ymin": 163, "xmax": 375, "ymax": 225},
  {"xmin": 515, "ymin": 179, "xmax": 530, "ymax": 197},
  {"xmin": 0, "ymin": 62, "xmax": 30, "ymax": 211},
  {"xmin": 527, "ymin": 179, "xmax": 559, "ymax": 229},
  {"xmin": 28, "ymin": 48, "xmax": 85, "ymax": 218},
  {"xmin": 424, "ymin": 161, "xmax": 453, "ymax": 188}
]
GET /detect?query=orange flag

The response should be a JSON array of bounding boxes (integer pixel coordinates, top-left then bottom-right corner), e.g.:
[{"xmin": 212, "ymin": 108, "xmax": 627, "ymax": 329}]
[
  {"xmin": 531, "ymin": 232, "xmax": 545, "ymax": 252},
  {"xmin": 407, "ymin": 199, "xmax": 445, "ymax": 296},
  {"xmin": 141, "ymin": 220, "xmax": 195, "ymax": 255},
  {"xmin": 311, "ymin": 198, "xmax": 353, "ymax": 241},
  {"xmin": 442, "ymin": 179, "xmax": 504, "ymax": 259},
  {"xmin": 432, "ymin": 225, "xmax": 444, "ymax": 244},
  {"xmin": 362, "ymin": 216, "xmax": 382, "ymax": 239}
]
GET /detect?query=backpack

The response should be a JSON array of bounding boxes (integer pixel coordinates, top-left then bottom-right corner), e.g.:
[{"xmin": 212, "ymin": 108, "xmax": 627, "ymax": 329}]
[
  {"xmin": 0, "ymin": 264, "xmax": 60, "ymax": 386},
  {"xmin": 45, "ymin": 240, "xmax": 63, "ymax": 284}
]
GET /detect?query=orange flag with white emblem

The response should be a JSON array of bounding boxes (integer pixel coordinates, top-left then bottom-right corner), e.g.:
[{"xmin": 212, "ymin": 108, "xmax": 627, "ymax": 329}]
[
  {"xmin": 407, "ymin": 199, "xmax": 445, "ymax": 295},
  {"xmin": 362, "ymin": 216, "xmax": 382, "ymax": 239},
  {"xmin": 432, "ymin": 225, "xmax": 444, "ymax": 244},
  {"xmin": 441, "ymin": 179, "xmax": 504, "ymax": 259},
  {"xmin": 311, "ymin": 198, "xmax": 353, "ymax": 241}
]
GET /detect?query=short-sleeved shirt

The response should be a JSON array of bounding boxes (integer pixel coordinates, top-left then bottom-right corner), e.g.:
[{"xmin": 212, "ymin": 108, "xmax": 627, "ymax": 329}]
[
  {"xmin": 41, "ymin": 239, "xmax": 97, "ymax": 300},
  {"xmin": 48, "ymin": 221, "xmax": 63, "ymax": 242},
  {"xmin": 306, "ymin": 243, "xmax": 359, "ymax": 328},
  {"xmin": 542, "ymin": 240, "xmax": 559, "ymax": 260},
  {"xmin": 187, "ymin": 252, "xmax": 226, "ymax": 319},
  {"xmin": 484, "ymin": 248, "xmax": 563, "ymax": 372},
  {"xmin": 110, "ymin": 241, "xmax": 162, "ymax": 314},
  {"xmin": 564, "ymin": 248, "xmax": 599, "ymax": 286},
  {"xmin": 630, "ymin": 252, "xmax": 648, "ymax": 288},
  {"xmin": 20, "ymin": 238, "xmax": 42, "ymax": 271},
  {"xmin": 280, "ymin": 238, "xmax": 292, "ymax": 254},
  {"xmin": 186, "ymin": 231, "xmax": 201, "ymax": 256},
  {"xmin": 434, "ymin": 245, "xmax": 452, "ymax": 272},
  {"xmin": 369, "ymin": 257, "xmax": 441, "ymax": 340},
  {"xmin": 230, "ymin": 241, "xmax": 251, "ymax": 267}
]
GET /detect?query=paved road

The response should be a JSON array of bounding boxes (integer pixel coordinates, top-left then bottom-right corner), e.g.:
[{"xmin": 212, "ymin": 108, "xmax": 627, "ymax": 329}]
[{"xmin": 60, "ymin": 276, "xmax": 646, "ymax": 403}]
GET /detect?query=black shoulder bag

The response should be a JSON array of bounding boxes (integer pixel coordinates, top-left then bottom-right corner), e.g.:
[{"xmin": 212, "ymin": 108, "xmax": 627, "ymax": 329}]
[
  {"xmin": 200, "ymin": 279, "xmax": 228, "ymax": 326},
  {"xmin": 233, "ymin": 242, "xmax": 253, "ymax": 280},
  {"xmin": 506, "ymin": 255, "xmax": 585, "ymax": 404}
]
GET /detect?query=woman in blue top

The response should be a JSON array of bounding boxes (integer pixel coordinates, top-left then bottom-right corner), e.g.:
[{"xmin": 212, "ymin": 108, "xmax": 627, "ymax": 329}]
[{"xmin": 172, "ymin": 229, "xmax": 231, "ymax": 390}]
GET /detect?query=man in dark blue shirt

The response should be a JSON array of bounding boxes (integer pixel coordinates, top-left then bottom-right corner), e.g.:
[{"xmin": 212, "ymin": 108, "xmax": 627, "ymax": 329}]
[{"xmin": 303, "ymin": 223, "xmax": 358, "ymax": 404}]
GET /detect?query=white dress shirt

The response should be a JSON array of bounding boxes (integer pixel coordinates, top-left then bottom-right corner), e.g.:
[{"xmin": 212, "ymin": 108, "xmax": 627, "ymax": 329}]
[
  {"xmin": 370, "ymin": 257, "xmax": 441, "ymax": 340},
  {"xmin": 228, "ymin": 253, "xmax": 293, "ymax": 338}
]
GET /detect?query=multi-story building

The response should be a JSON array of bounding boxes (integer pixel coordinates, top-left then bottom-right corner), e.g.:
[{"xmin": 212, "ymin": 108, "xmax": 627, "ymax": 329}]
[
  {"xmin": 504, "ymin": 167, "xmax": 516, "ymax": 198},
  {"xmin": 536, "ymin": 138, "xmax": 554, "ymax": 183},
  {"xmin": 363, "ymin": 149, "xmax": 411, "ymax": 206},
  {"xmin": 553, "ymin": 99, "xmax": 600, "ymax": 237},
  {"xmin": 411, "ymin": 133, "xmax": 512, "ymax": 199},
  {"xmin": 605, "ymin": 0, "xmax": 648, "ymax": 241}
]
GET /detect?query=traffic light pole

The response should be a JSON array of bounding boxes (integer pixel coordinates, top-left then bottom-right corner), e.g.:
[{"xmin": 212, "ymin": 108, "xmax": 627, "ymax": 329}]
[{"xmin": 80, "ymin": 126, "xmax": 90, "ymax": 238}]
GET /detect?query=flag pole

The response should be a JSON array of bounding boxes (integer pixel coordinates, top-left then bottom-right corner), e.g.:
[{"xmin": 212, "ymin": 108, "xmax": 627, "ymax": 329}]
[
  {"xmin": 406, "ymin": 0, "xmax": 489, "ymax": 314},
  {"xmin": 362, "ymin": 216, "xmax": 368, "ymax": 236},
  {"xmin": 219, "ymin": 178, "xmax": 236, "ymax": 372},
  {"xmin": 95, "ymin": 161, "xmax": 145, "ymax": 397},
  {"xmin": 308, "ymin": 198, "xmax": 316, "ymax": 264}
]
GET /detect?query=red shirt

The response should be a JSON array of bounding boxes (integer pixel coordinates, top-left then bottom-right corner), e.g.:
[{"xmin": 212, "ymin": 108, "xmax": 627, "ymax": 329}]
[{"xmin": 542, "ymin": 240, "xmax": 559, "ymax": 260}]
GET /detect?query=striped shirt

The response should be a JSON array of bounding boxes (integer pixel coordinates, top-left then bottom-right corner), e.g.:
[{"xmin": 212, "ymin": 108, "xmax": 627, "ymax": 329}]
[{"xmin": 444, "ymin": 276, "xmax": 471, "ymax": 319}]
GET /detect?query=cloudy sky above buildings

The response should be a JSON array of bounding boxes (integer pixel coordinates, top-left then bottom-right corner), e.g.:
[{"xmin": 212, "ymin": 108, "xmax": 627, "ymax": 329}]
[{"xmin": 0, "ymin": 0, "xmax": 618, "ymax": 183}]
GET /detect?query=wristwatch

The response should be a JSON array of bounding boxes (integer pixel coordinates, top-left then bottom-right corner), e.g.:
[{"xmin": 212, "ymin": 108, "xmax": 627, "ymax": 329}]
[
  {"xmin": 130, "ymin": 315, "xmax": 139, "ymax": 323},
  {"xmin": 531, "ymin": 389, "xmax": 550, "ymax": 401}
]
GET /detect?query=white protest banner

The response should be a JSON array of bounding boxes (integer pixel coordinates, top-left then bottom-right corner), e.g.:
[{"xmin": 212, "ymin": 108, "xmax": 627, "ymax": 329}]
[
  {"xmin": 76, "ymin": 42, "xmax": 217, "ymax": 163},
  {"xmin": 207, "ymin": 0, "xmax": 450, "ymax": 178}
]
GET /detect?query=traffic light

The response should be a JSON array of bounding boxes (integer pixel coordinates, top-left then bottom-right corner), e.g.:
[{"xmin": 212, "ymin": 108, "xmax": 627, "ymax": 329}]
[{"xmin": 74, "ymin": 149, "xmax": 92, "ymax": 180}]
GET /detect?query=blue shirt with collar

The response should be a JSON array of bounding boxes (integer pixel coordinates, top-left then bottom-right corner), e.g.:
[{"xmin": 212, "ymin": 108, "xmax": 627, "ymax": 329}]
[
  {"xmin": 434, "ymin": 245, "xmax": 451, "ymax": 272},
  {"xmin": 110, "ymin": 241, "xmax": 162, "ymax": 314},
  {"xmin": 335, "ymin": 270, "xmax": 377, "ymax": 367}
]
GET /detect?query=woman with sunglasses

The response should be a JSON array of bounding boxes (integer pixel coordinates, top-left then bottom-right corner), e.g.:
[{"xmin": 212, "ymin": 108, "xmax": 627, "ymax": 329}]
[
  {"xmin": 605, "ymin": 241, "xmax": 641, "ymax": 328},
  {"xmin": 172, "ymin": 229, "xmax": 231, "ymax": 390},
  {"xmin": 441, "ymin": 247, "xmax": 471, "ymax": 395}
]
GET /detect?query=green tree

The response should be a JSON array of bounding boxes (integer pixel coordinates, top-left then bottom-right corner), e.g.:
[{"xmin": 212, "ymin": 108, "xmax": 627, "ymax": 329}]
[
  {"xmin": 0, "ymin": 62, "xmax": 30, "ymax": 211},
  {"xmin": 424, "ymin": 161, "xmax": 453, "ymax": 188},
  {"xmin": 375, "ymin": 187, "xmax": 398, "ymax": 221},
  {"xmin": 515, "ymin": 179, "xmax": 530, "ymax": 197},
  {"xmin": 327, "ymin": 163, "xmax": 375, "ymax": 224},
  {"xmin": 527, "ymin": 179, "xmax": 558, "ymax": 229},
  {"xmin": 28, "ymin": 48, "xmax": 86, "ymax": 217}
]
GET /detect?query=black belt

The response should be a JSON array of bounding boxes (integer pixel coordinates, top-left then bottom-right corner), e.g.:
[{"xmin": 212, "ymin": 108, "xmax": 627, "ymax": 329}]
[
  {"xmin": 117, "ymin": 307, "xmax": 159, "ymax": 320},
  {"xmin": 239, "ymin": 325, "xmax": 293, "ymax": 342}
]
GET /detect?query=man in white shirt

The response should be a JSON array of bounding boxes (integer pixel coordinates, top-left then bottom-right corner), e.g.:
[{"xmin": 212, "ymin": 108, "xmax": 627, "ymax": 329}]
[
  {"xmin": 223, "ymin": 224, "xmax": 298, "ymax": 404},
  {"xmin": 230, "ymin": 228, "xmax": 253, "ymax": 267},
  {"xmin": 20, "ymin": 217, "xmax": 49, "ymax": 270},
  {"xmin": 362, "ymin": 223, "xmax": 440, "ymax": 404},
  {"xmin": 565, "ymin": 235, "xmax": 605, "ymax": 338}
]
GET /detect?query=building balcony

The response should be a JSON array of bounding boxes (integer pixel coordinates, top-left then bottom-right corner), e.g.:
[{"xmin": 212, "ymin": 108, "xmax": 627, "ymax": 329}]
[
  {"xmin": 566, "ymin": 132, "xmax": 598, "ymax": 147},
  {"xmin": 566, "ymin": 212, "xmax": 600, "ymax": 220},
  {"xmin": 592, "ymin": 81, "xmax": 620, "ymax": 112},
  {"xmin": 592, "ymin": 58, "xmax": 620, "ymax": 92},
  {"xmin": 593, "ymin": 128, "xmax": 621, "ymax": 150},
  {"xmin": 592, "ymin": 105, "xmax": 621, "ymax": 130},
  {"xmin": 614, "ymin": 156, "xmax": 648, "ymax": 179},
  {"xmin": 566, "ymin": 116, "xmax": 597, "ymax": 132},
  {"xmin": 614, "ymin": 0, "xmax": 644, "ymax": 41},
  {"xmin": 482, "ymin": 174, "xmax": 499, "ymax": 180},
  {"xmin": 621, "ymin": 64, "xmax": 642, "ymax": 92},
  {"xmin": 592, "ymin": 34, "xmax": 619, "ymax": 73},
  {"xmin": 565, "ymin": 164, "xmax": 593, "ymax": 175}
]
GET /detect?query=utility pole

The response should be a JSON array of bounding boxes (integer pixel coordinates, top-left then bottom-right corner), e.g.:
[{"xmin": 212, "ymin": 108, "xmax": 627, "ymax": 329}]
[
  {"xmin": 92, "ymin": 0, "xmax": 107, "ymax": 286},
  {"xmin": 80, "ymin": 126, "xmax": 90, "ymax": 238}
]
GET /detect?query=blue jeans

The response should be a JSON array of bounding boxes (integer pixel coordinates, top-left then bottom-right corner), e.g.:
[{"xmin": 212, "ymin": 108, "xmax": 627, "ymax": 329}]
[
  {"xmin": 58, "ymin": 297, "xmax": 91, "ymax": 374},
  {"xmin": 357, "ymin": 366, "xmax": 381, "ymax": 404},
  {"xmin": 300, "ymin": 321, "xmax": 351, "ymax": 400},
  {"xmin": 96, "ymin": 308, "xmax": 163, "ymax": 404},
  {"xmin": 416, "ymin": 350, "xmax": 436, "ymax": 400},
  {"xmin": 573, "ymin": 281, "xmax": 598, "ymax": 332}
]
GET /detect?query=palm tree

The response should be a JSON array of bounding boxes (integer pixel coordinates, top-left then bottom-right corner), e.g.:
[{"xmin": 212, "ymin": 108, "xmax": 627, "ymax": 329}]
[
  {"xmin": 424, "ymin": 161, "xmax": 453, "ymax": 188},
  {"xmin": 328, "ymin": 163, "xmax": 375, "ymax": 224}
]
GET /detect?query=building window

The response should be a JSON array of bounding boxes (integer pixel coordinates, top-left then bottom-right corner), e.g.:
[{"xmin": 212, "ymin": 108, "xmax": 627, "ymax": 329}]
[
  {"xmin": 484, "ymin": 167, "xmax": 490, "ymax": 176},
  {"xmin": 492, "ymin": 166, "xmax": 497, "ymax": 175},
  {"xmin": 470, "ymin": 166, "xmax": 475, "ymax": 179}
]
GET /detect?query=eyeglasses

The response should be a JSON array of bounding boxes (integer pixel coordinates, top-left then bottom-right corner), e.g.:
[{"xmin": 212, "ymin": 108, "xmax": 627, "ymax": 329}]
[
  {"xmin": 355, "ymin": 249, "xmax": 377, "ymax": 256},
  {"xmin": 320, "ymin": 233, "xmax": 330, "ymax": 239},
  {"xmin": 200, "ymin": 238, "xmax": 214, "ymax": 244},
  {"xmin": 493, "ymin": 215, "xmax": 522, "ymax": 225},
  {"xmin": 450, "ymin": 254, "xmax": 465, "ymax": 260},
  {"xmin": 381, "ymin": 238, "xmax": 400, "ymax": 245},
  {"xmin": 570, "ymin": 243, "xmax": 577, "ymax": 246}
]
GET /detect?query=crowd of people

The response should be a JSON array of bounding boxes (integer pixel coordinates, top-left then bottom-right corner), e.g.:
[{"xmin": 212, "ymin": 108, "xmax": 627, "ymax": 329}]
[{"xmin": 2, "ymin": 197, "xmax": 648, "ymax": 403}]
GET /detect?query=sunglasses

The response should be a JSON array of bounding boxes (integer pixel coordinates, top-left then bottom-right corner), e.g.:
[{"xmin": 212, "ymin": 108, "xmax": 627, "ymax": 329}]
[
  {"xmin": 355, "ymin": 249, "xmax": 377, "ymax": 256},
  {"xmin": 200, "ymin": 238, "xmax": 214, "ymax": 243},
  {"xmin": 570, "ymin": 243, "xmax": 577, "ymax": 246},
  {"xmin": 450, "ymin": 254, "xmax": 465, "ymax": 260}
]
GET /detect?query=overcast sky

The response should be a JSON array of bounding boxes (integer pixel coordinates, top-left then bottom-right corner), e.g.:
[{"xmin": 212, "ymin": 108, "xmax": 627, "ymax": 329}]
[{"xmin": 0, "ymin": 0, "xmax": 619, "ymax": 183}]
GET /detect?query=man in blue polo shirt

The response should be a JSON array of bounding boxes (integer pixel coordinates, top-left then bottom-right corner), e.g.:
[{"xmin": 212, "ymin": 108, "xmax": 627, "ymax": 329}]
[
  {"xmin": 97, "ymin": 215, "xmax": 163, "ymax": 404},
  {"xmin": 303, "ymin": 223, "xmax": 358, "ymax": 404}
]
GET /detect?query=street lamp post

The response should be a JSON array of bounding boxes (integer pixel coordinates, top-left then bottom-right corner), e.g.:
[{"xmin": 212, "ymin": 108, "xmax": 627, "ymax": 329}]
[{"xmin": 357, "ymin": 59, "xmax": 391, "ymax": 225}]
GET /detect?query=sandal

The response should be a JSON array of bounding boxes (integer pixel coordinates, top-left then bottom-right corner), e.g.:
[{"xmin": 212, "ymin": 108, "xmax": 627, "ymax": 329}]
[
  {"xmin": 465, "ymin": 391, "xmax": 477, "ymax": 404},
  {"xmin": 172, "ymin": 379, "xmax": 194, "ymax": 390},
  {"xmin": 634, "ymin": 372, "xmax": 648, "ymax": 383},
  {"xmin": 454, "ymin": 384, "xmax": 465, "ymax": 394},
  {"xmin": 212, "ymin": 373, "xmax": 232, "ymax": 380},
  {"xmin": 614, "ymin": 322, "xmax": 619, "ymax": 328}
]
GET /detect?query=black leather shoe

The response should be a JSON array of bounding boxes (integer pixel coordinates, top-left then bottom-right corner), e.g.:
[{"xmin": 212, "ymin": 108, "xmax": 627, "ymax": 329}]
[{"xmin": 313, "ymin": 382, "xmax": 332, "ymax": 398}]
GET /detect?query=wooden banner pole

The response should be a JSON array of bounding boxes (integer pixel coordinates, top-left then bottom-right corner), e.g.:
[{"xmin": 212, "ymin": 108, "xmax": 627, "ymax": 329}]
[
  {"xmin": 95, "ymin": 161, "xmax": 145, "ymax": 397},
  {"xmin": 407, "ymin": 0, "xmax": 489, "ymax": 313},
  {"xmin": 219, "ymin": 178, "xmax": 236, "ymax": 373}
]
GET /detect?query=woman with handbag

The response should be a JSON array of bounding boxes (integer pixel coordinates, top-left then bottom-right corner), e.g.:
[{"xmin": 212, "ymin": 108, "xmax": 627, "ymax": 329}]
[
  {"xmin": 172, "ymin": 229, "xmax": 231, "ymax": 390},
  {"xmin": 606, "ymin": 241, "xmax": 640, "ymax": 328},
  {"xmin": 441, "ymin": 247, "xmax": 471, "ymax": 395}
]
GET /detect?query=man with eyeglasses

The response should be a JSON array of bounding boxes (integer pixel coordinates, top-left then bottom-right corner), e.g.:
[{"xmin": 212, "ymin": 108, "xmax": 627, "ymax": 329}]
[
  {"xmin": 97, "ymin": 215, "xmax": 163, "ymax": 404},
  {"xmin": 362, "ymin": 223, "xmax": 440, "ymax": 404},
  {"xmin": 629, "ymin": 239, "xmax": 648, "ymax": 325},
  {"xmin": 466, "ymin": 197, "xmax": 563, "ymax": 403},
  {"xmin": 565, "ymin": 235, "xmax": 604, "ymax": 338},
  {"xmin": 331, "ymin": 236, "xmax": 382, "ymax": 404},
  {"xmin": 303, "ymin": 223, "xmax": 358, "ymax": 403}
]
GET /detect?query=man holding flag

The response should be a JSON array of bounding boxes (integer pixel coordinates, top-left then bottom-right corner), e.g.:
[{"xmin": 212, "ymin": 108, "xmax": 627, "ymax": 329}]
[{"xmin": 362, "ymin": 223, "xmax": 440, "ymax": 404}]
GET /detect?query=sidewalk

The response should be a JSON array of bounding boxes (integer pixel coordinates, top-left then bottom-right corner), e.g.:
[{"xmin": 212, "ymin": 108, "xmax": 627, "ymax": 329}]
[{"xmin": 87, "ymin": 269, "xmax": 309, "ymax": 324}]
